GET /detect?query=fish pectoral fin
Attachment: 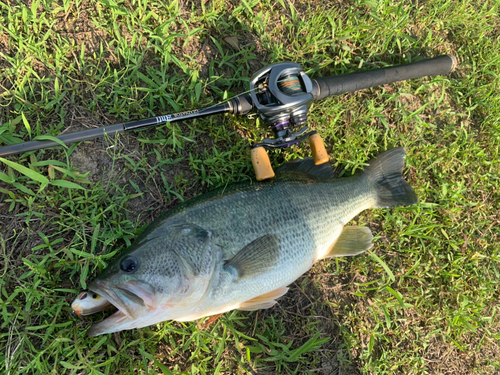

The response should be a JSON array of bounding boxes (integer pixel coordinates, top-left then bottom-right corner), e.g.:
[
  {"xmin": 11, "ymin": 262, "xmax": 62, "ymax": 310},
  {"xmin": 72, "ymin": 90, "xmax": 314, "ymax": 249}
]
[
  {"xmin": 223, "ymin": 234, "xmax": 280, "ymax": 280},
  {"xmin": 322, "ymin": 226, "xmax": 373, "ymax": 259},
  {"xmin": 239, "ymin": 287, "xmax": 289, "ymax": 311}
]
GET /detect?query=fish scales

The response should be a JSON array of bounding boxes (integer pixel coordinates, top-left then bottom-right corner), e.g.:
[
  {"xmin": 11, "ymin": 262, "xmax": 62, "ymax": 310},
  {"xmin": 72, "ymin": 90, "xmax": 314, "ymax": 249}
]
[
  {"xmin": 84, "ymin": 148, "xmax": 417, "ymax": 336},
  {"xmin": 173, "ymin": 175, "xmax": 374, "ymax": 318}
]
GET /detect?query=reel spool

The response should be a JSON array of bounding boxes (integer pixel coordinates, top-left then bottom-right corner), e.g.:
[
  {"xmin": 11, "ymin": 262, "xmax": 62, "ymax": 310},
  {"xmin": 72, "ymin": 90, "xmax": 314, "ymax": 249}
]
[{"xmin": 248, "ymin": 63, "xmax": 329, "ymax": 181}]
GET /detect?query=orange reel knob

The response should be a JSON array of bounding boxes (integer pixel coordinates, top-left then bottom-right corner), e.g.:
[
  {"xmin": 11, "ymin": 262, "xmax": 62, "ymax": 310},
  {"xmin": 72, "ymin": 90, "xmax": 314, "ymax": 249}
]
[
  {"xmin": 308, "ymin": 133, "xmax": 329, "ymax": 165},
  {"xmin": 251, "ymin": 147, "xmax": 275, "ymax": 181}
]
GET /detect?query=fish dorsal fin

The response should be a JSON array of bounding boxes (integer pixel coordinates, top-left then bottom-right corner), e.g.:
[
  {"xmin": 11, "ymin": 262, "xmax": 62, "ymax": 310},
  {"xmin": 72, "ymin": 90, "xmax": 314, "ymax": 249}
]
[
  {"xmin": 320, "ymin": 226, "xmax": 373, "ymax": 260},
  {"xmin": 223, "ymin": 234, "xmax": 280, "ymax": 280},
  {"xmin": 239, "ymin": 287, "xmax": 289, "ymax": 311},
  {"xmin": 276, "ymin": 157, "xmax": 334, "ymax": 180}
]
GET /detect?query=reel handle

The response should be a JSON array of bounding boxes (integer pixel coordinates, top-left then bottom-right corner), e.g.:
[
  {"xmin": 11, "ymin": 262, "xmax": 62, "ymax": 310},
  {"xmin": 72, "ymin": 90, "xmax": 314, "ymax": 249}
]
[{"xmin": 251, "ymin": 133, "xmax": 330, "ymax": 181}]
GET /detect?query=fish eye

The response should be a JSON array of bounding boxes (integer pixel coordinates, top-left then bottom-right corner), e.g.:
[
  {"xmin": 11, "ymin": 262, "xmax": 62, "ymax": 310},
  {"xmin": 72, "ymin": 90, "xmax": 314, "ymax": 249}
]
[{"xmin": 120, "ymin": 256, "xmax": 138, "ymax": 273}]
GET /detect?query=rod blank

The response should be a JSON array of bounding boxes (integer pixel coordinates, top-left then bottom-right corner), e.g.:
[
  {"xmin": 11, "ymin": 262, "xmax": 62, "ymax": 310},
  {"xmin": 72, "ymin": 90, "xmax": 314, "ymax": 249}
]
[{"xmin": 0, "ymin": 103, "xmax": 231, "ymax": 157}]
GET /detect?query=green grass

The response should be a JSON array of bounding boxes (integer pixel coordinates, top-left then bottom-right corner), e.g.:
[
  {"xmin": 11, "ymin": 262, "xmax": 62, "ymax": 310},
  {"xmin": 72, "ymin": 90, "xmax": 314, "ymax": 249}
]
[{"xmin": 1, "ymin": 0, "xmax": 499, "ymax": 373}]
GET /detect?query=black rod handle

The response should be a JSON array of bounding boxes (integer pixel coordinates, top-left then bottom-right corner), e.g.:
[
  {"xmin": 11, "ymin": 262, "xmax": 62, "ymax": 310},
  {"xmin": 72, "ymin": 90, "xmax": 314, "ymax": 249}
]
[{"xmin": 312, "ymin": 55, "xmax": 457, "ymax": 101}]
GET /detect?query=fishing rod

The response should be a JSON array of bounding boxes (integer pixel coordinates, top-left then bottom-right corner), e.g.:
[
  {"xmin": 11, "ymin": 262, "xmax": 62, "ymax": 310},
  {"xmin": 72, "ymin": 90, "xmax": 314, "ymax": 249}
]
[{"xmin": 0, "ymin": 55, "xmax": 457, "ymax": 180}]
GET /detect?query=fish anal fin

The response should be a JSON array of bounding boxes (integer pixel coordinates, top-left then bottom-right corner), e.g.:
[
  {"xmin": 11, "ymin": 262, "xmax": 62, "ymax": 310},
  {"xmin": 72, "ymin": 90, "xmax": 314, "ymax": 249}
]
[
  {"xmin": 198, "ymin": 313, "xmax": 225, "ymax": 330},
  {"xmin": 239, "ymin": 287, "xmax": 289, "ymax": 311},
  {"xmin": 224, "ymin": 234, "xmax": 280, "ymax": 280},
  {"xmin": 321, "ymin": 226, "xmax": 373, "ymax": 259}
]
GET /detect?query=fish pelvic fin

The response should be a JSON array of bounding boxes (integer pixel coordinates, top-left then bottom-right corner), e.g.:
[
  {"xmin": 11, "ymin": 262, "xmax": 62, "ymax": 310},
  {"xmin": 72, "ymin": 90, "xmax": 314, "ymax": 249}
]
[
  {"xmin": 239, "ymin": 287, "xmax": 289, "ymax": 311},
  {"xmin": 364, "ymin": 147, "xmax": 418, "ymax": 208},
  {"xmin": 321, "ymin": 226, "xmax": 373, "ymax": 259}
]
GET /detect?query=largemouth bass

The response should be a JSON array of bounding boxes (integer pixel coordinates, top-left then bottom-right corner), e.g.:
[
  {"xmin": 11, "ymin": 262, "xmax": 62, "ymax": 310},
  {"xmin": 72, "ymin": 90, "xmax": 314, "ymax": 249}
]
[{"xmin": 84, "ymin": 147, "xmax": 417, "ymax": 336}]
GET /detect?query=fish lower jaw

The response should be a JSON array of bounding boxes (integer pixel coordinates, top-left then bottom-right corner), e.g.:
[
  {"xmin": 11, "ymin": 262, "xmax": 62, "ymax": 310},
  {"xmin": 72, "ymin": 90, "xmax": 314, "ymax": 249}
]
[
  {"xmin": 87, "ymin": 310, "xmax": 129, "ymax": 336},
  {"xmin": 88, "ymin": 308, "xmax": 166, "ymax": 336},
  {"xmin": 86, "ymin": 300, "xmax": 215, "ymax": 336}
]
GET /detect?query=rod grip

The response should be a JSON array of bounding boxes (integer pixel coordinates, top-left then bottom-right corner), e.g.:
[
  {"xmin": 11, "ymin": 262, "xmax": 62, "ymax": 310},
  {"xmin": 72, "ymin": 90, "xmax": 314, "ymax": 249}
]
[{"xmin": 312, "ymin": 55, "xmax": 457, "ymax": 101}]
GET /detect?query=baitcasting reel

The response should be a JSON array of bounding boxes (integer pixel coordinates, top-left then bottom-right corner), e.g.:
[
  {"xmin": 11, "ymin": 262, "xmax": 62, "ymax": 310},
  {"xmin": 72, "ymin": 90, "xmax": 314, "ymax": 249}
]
[
  {"xmin": 246, "ymin": 63, "xmax": 329, "ymax": 180},
  {"xmin": 0, "ymin": 55, "xmax": 457, "ymax": 181}
]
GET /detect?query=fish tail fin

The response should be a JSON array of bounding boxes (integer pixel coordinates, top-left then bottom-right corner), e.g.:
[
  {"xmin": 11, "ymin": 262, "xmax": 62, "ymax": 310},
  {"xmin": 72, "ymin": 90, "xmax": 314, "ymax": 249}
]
[{"xmin": 364, "ymin": 147, "xmax": 418, "ymax": 208}]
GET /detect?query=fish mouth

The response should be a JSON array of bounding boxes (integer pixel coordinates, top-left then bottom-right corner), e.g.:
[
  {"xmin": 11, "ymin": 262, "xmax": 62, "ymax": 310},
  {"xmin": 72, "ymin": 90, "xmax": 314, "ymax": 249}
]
[{"xmin": 86, "ymin": 280, "xmax": 155, "ymax": 336}]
